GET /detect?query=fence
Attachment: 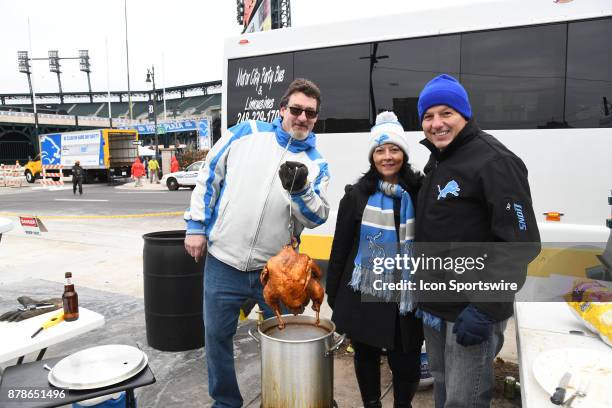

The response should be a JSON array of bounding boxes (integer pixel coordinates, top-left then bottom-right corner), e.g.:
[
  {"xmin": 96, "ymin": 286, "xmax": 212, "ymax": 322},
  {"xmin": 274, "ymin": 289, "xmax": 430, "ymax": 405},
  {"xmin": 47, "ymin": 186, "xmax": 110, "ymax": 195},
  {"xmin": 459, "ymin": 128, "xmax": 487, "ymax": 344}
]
[
  {"xmin": 0, "ymin": 164, "xmax": 25, "ymax": 188},
  {"xmin": 40, "ymin": 165, "xmax": 64, "ymax": 186}
]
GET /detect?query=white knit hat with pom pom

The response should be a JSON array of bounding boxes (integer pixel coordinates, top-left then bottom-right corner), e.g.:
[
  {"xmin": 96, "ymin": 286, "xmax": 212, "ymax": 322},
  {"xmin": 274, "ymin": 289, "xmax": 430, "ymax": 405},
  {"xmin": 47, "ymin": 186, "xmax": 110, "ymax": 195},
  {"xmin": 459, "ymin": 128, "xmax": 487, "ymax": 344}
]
[{"xmin": 368, "ymin": 111, "xmax": 409, "ymax": 159}]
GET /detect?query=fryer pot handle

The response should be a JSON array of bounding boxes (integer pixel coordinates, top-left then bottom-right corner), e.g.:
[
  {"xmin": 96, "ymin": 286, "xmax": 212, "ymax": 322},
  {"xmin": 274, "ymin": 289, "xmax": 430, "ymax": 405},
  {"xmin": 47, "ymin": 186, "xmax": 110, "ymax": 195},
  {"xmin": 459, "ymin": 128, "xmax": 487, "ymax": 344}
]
[
  {"xmin": 248, "ymin": 328, "xmax": 260, "ymax": 346},
  {"xmin": 325, "ymin": 333, "xmax": 346, "ymax": 357}
]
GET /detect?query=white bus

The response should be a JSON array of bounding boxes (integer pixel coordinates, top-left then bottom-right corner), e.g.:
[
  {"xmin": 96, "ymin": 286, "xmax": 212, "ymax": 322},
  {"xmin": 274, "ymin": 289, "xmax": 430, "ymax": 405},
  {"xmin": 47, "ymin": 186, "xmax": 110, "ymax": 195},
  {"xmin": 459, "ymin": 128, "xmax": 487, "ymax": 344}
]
[{"xmin": 222, "ymin": 0, "xmax": 612, "ymax": 272}]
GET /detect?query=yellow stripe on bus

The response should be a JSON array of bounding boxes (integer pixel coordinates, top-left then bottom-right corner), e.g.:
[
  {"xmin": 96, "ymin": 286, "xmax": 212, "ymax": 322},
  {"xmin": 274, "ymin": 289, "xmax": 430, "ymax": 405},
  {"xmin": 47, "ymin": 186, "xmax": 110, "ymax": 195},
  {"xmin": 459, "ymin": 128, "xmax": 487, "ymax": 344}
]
[
  {"xmin": 300, "ymin": 235, "xmax": 333, "ymax": 260},
  {"xmin": 300, "ymin": 235, "xmax": 603, "ymax": 280},
  {"xmin": 528, "ymin": 246, "xmax": 602, "ymax": 278}
]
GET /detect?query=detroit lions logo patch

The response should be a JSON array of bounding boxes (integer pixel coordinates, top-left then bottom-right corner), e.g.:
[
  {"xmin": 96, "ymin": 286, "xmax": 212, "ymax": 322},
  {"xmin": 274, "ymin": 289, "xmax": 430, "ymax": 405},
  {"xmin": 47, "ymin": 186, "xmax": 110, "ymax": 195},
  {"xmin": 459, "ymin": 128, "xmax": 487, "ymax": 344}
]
[
  {"xmin": 375, "ymin": 134, "xmax": 390, "ymax": 145},
  {"xmin": 437, "ymin": 180, "xmax": 460, "ymax": 200}
]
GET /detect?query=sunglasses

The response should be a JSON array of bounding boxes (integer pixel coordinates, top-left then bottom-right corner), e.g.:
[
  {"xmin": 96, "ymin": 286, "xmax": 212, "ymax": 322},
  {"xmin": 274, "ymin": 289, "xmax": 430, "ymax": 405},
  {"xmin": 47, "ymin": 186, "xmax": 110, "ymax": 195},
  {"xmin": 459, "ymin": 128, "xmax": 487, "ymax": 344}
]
[{"xmin": 287, "ymin": 106, "xmax": 319, "ymax": 119}]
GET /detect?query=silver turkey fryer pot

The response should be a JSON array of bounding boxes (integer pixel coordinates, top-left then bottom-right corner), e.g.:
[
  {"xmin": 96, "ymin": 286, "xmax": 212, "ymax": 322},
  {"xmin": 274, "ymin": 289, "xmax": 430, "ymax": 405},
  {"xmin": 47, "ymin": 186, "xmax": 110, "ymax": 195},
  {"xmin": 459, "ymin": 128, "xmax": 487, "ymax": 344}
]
[{"xmin": 249, "ymin": 314, "xmax": 345, "ymax": 408}]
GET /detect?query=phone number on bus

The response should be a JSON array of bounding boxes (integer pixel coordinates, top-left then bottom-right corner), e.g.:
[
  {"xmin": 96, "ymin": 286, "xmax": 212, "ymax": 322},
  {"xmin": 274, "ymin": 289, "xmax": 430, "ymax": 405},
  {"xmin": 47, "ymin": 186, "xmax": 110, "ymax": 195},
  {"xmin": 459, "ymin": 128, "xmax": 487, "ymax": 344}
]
[{"xmin": 236, "ymin": 109, "xmax": 280, "ymax": 124}]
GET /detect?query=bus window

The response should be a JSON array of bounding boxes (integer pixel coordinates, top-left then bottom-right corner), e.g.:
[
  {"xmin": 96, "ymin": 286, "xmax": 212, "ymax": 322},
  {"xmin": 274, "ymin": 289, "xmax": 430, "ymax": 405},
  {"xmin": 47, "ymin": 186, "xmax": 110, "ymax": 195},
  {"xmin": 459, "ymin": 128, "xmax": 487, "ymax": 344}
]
[
  {"xmin": 373, "ymin": 35, "xmax": 460, "ymax": 131},
  {"xmin": 461, "ymin": 24, "xmax": 566, "ymax": 129},
  {"xmin": 227, "ymin": 52, "xmax": 294, "ymax": 128},
  {"xmin": 294, "ymin": 44, "xmax": 371, "ymax": 133},
  {"xmin": 566, "ymin": 18, "xmax": 612, "ymax": 128}
]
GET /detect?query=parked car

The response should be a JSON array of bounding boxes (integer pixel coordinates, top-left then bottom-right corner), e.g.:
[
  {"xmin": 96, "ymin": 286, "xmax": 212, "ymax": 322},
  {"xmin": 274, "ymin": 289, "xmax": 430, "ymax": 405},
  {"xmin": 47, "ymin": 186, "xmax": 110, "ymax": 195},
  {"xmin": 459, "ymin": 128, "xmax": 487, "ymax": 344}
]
[{"xmin": 161, "ymin": 161, "xmax": 204, "ymax": 191}]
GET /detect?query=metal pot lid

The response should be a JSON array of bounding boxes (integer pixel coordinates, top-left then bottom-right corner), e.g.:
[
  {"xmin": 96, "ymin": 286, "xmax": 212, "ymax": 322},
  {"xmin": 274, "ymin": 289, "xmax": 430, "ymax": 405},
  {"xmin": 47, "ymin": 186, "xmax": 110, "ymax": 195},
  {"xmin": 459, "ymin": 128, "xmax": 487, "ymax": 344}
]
[{"xmin": 48, "ymin": 344, "xmax": 147, "ymax": 390}]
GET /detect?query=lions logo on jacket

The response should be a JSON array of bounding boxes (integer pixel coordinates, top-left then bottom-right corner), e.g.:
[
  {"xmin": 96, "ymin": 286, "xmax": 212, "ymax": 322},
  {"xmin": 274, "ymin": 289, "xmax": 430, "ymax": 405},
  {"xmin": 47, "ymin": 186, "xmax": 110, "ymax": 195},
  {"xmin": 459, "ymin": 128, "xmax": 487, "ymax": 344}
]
[{"xmin": 437, "ymin": 180, "xmax": 460, "ymax": 200}]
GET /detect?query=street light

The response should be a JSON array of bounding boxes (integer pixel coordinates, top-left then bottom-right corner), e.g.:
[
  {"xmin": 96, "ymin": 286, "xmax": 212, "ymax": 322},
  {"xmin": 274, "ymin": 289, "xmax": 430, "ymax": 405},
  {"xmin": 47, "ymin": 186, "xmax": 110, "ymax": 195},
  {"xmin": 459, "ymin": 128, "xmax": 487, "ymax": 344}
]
[
  {"xmin": 48, "ymin": 50, "xmax": 63, "ymax": 103},
  {"xmin": 146, "ymin": 66, "xmax": 159, "ymax": 157},
  {"xmin": 17, "ymin": 51, "xmax": 38, "ymax": 135},
  {"xmin": 79, "ymin": 50, "xmax": 93, "ymax": 103}
]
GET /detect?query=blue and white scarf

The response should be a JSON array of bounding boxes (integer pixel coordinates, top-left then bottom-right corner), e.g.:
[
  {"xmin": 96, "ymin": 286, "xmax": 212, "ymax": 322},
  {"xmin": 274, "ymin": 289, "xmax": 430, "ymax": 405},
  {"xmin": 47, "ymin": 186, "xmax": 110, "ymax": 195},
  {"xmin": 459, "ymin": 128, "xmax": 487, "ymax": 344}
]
[{"xmin": 349, "ymin": 180, "xmax": 415, "ymax": 315}]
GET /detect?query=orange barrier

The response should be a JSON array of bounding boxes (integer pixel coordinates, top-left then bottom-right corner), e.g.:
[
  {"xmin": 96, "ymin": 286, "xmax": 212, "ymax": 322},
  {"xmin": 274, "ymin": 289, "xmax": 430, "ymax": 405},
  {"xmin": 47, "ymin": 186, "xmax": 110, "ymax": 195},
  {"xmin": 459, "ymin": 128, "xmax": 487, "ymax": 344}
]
[
  {"xmin": 0, "ymin": 165, "xmax": 25, "ymax": 188},
  {"xmin": 41, "ymin": 165, "xmax": 64, "ymax": 186}
]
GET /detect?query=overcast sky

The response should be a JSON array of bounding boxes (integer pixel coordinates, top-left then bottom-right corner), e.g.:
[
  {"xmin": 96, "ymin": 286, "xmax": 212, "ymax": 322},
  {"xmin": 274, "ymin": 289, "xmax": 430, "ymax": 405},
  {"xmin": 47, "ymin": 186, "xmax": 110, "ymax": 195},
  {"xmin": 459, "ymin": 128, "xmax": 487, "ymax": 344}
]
[{"xmin": 1, "ymin": 0, "xmax": 489, "ymax": 95}]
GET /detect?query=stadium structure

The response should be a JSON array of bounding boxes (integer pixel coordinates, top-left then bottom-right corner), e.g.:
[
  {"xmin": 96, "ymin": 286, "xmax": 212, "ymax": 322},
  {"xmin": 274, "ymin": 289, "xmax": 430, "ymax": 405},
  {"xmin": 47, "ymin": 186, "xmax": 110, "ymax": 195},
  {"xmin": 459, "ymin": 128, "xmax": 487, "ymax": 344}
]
[{"xmin": 0, "ymin": 81, "xmax": 221, "ymax": 165}]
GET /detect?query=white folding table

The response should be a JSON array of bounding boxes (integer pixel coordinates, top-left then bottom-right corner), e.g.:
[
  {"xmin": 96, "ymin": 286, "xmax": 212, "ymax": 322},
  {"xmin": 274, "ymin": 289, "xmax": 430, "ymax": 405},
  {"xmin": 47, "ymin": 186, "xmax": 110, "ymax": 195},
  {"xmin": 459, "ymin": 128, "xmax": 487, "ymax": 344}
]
[
  {"xmin": 0, "ymin": 307, "xmax": 105, "ymax": 365},
  {"xmin": 514, "ymin": 275, "xmax": 612, "ymax": 407}
]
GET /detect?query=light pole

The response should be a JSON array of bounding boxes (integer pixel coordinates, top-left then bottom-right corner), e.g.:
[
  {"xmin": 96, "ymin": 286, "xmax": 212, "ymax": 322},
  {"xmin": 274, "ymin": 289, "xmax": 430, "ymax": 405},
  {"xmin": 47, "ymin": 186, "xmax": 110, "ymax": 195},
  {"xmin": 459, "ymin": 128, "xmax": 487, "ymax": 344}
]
[
  {"xmin": 17, "ymin": 51, "xmax": 38, "ymax": 138},
  {"xmin": 79, "ymin": 50, "xmax": 93, "ymax": 103},
  {"xmin": 124, "ymin": 0, "xmax": 133, "ymax": 119},
  {"xmin": 146, "ymin": 66, "xmax": 159, "ymax": 157},
  {"xmin": 48, "ymin": 50, "xmax": 63, "ymax": 103}
]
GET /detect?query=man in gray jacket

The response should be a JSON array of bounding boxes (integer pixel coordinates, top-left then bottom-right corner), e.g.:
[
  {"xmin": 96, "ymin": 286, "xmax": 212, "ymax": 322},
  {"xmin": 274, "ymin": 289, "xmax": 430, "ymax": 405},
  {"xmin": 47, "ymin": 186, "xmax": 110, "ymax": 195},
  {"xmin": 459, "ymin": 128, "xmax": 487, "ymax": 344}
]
[{"xmin": 184, "ymin": 78, "xmax": 330, "ymax": 408}]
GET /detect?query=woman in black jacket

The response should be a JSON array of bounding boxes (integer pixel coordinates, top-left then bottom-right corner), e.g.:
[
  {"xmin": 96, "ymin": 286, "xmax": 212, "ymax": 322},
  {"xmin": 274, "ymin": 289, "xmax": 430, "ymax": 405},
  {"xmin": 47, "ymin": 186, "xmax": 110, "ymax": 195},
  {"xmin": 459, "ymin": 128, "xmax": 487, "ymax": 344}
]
[{"xmin": 326, "ymin": 112, "xmax": 424, "ymax": 408}]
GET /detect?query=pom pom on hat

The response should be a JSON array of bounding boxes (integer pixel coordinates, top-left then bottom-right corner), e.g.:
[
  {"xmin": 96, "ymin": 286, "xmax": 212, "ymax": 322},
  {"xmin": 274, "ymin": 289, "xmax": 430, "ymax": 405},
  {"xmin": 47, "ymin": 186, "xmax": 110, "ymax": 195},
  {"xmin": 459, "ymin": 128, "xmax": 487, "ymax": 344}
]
[
  {"xmin": 368, "ymin": 111, "xmax": 409, "ymax": 158},
  {"xmin": 417, "ymin": 74, "xmax": 472, "ymax": 121}
]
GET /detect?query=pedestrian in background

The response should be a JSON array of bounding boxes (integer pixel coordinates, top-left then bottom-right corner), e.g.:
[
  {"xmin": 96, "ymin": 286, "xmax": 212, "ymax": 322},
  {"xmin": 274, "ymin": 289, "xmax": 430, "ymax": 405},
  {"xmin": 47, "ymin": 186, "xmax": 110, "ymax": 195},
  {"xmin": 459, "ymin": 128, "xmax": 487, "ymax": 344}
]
[
  {"xmin": 131, "ymin": 158, "xmax": 145, "ymax": 187},
  {"xmin": 72, "ymin": 160, "xmax": 84, "ymax": 195},
  {"xmin": 171, "ymin": 155, "xmax": 179, "ymax": 173},
  {"xmin": 148, "ymin": 157, "xmax": 160, "ymax": 184},
  {"xmin": 143, "ymin": 157, "xmax": 149, "ymax": 178}
]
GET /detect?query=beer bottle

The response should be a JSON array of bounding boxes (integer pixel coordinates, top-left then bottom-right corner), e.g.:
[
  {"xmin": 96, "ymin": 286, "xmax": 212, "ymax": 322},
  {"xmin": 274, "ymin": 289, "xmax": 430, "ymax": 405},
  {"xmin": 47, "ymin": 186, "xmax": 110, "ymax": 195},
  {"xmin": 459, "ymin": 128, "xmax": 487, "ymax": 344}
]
[{"xmin": 62, "ymin": 272, "xmax": 79, "ymax": 321}]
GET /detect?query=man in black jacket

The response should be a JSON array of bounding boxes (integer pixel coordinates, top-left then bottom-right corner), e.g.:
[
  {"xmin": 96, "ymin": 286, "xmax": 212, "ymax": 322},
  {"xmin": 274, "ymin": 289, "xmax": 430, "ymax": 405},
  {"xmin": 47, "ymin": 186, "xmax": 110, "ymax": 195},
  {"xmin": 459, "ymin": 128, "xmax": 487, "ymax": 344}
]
[
  {"xmin": 414, "ymin": 74, "xmax": 541, "ymax": 407},
  {"xmin": 72, "ymin": 161, "xmax": 84, "ymax": 195}
]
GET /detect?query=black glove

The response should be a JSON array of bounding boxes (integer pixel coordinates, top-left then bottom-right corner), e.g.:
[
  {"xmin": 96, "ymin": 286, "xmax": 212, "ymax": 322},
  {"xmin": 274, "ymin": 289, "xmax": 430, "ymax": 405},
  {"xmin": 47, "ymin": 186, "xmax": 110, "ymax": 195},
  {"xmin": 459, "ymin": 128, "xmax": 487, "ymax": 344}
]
[
  {"xmin": 0, "ymin": 296, "xmax": 62, "ymax": 322},
  {"xmin": 452, "ymin": 304, "xmax": 496, "ymax": 346},
  {"xmin": 279, "ymin": 161, "xmax": 308, "ymax": 193}
]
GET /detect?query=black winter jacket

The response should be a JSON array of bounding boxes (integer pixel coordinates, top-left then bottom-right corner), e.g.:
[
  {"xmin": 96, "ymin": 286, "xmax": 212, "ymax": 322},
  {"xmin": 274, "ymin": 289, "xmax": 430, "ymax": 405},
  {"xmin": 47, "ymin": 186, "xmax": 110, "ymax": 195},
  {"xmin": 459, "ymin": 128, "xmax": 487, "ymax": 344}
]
[
  {"xmin": 326, "ymin": 181, "xmax": 423, "ymax": 351},
  {"xmin": 72, "ymin": 165, "xmax": 85, "ymax": 182},
  {"xmin": 415, "ymin": 119, "xmax": 541, "ymax": 322}
]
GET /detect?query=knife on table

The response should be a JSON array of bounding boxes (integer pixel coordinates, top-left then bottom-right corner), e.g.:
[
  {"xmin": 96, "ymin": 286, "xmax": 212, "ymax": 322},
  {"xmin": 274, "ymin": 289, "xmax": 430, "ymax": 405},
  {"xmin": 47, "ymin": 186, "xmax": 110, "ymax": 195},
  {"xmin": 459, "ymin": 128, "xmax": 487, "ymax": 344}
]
[{"xmin": 550, "ymin": 372, "xmax": 572, "ymax": 405}]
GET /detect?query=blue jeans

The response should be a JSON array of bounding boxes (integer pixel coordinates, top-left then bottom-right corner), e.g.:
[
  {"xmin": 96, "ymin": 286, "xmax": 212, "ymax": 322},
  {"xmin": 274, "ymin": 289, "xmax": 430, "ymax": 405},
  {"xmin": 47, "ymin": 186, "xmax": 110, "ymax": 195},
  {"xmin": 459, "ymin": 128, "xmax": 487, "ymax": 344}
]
[
  {"xmin": 424, "ymin": 318, "xmax": 507, "ymax": 408},
  {"xmin": 203, "ymin": 254, "xmax": 274, "ymax": 408}
]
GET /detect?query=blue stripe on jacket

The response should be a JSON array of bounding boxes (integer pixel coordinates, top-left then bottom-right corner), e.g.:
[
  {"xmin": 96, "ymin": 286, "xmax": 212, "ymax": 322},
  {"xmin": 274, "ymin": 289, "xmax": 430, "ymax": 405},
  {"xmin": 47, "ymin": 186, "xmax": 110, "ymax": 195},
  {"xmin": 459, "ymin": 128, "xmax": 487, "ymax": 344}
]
[
  {"xmin": 202, "ymin": 121, "xmax": 254, "ymax": 226},
  {"xmin": 290, "ymin": 190, "xmax": 326, "ymax": 225},
  {"xmin": 256, "ymin": 120, "xmax": 275, "ymax": 133},
  {"xmin": 305, "ymin": 148, "xmax": 329, "ymax": 196},
  {"xmin": 205, "ymin": 182, "xmax": 226, "ymax": 236}
]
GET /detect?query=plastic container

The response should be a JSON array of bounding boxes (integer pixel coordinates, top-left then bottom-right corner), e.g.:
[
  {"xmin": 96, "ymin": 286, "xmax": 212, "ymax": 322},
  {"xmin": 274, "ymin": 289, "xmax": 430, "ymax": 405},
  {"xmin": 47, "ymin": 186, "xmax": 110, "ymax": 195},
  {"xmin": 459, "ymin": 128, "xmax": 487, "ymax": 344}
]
[
  {"xmin": 142, "ymin": 230, "xmax": 205, "ymax": 351},
  {"xmin": 72, "ymin": 392, "xmax": 126, "ymax": 407},
  {"xmin": 419, "ymin": 343, "xmax": 434, "ymax": 390}
]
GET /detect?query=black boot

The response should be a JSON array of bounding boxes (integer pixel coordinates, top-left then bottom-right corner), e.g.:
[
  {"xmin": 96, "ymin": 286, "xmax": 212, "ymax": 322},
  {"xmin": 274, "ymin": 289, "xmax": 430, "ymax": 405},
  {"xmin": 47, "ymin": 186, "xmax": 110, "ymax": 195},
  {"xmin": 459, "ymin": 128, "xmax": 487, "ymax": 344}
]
[
  {"xmin": 354, "ymin": 354, "xmax": 382, "ymax": 408},
  {"xmin": 392, "ymin": 381, "xmax": 419, "ymax": 408}
]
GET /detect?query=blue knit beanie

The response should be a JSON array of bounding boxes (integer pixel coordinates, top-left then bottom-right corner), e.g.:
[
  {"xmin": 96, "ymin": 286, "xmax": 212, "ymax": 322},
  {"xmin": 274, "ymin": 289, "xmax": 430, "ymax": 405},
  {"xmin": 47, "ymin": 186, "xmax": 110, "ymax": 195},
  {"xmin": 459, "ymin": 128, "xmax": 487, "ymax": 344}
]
[{"xmin": 417, "ymin": 74, "xmax": 472, "ymax": 121}]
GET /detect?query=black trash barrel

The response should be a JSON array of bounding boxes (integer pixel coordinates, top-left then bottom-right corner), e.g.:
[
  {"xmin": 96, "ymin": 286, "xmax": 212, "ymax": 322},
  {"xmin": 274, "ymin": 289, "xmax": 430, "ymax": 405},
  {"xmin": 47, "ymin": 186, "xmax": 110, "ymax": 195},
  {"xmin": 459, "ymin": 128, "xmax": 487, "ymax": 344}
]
[{"xmin": 143, "ymin": 230, "xmax": 205, "ymax": 351}]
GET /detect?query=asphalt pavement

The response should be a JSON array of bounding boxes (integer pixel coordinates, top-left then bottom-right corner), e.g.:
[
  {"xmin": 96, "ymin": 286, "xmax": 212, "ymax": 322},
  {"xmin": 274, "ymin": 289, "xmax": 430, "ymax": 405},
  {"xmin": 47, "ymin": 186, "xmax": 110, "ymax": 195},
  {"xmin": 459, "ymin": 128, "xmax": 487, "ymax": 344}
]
[{"xmin": 0, "ymin": 181, "xmax": 191, "ymax": 217}]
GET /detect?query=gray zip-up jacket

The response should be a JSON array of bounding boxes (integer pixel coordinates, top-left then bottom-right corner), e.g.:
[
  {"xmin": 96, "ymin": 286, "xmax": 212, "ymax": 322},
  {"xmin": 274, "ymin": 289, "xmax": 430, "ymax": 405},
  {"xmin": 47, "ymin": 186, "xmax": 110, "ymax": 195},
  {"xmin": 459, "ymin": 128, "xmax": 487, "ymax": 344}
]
[{"xmin": 184, "ymin": 118, "xmax": 331, "ymax": 271}]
